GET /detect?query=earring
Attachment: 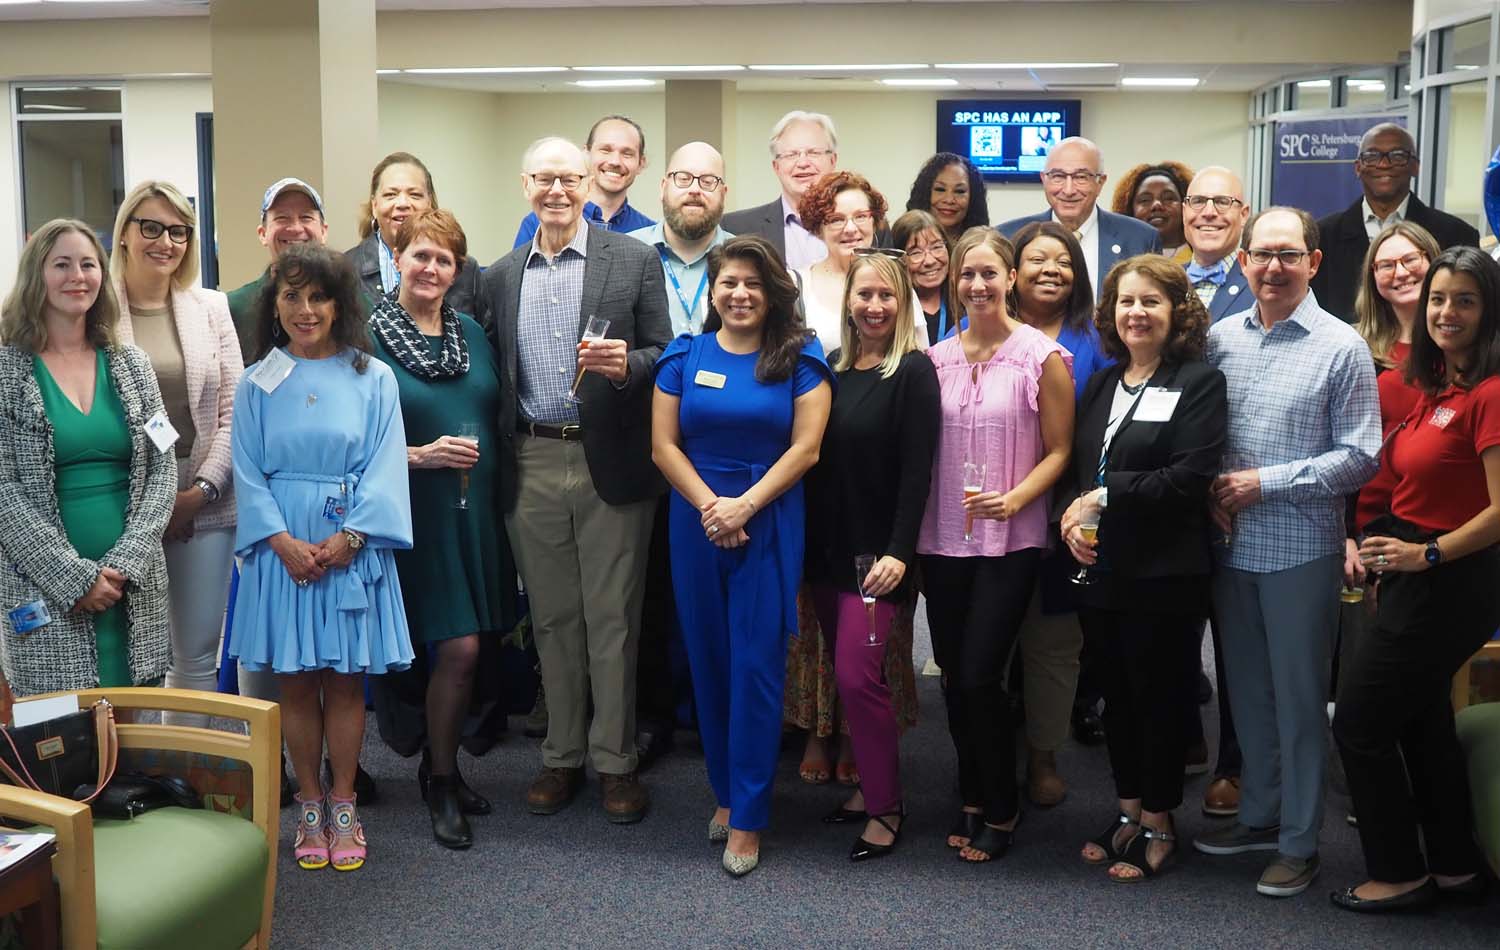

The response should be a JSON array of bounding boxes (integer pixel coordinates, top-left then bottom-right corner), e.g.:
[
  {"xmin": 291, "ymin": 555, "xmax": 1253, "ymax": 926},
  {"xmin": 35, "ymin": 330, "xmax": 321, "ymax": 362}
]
[{"xmin": 272, "ymin": 322, "xmax": 285, "ymax": 341}]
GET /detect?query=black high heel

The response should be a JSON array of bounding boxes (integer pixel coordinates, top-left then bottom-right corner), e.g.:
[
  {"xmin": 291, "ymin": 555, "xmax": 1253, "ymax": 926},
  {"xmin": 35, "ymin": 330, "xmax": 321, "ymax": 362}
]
[
  {"xmin": 821, "ymin": 804, "xmax": 868, "ymax": 825},
  {"xmin": 946, "ymin": 810, "xmax": 983, "ymax": 848},
  {"xmin": 851, "ymin": 811, "xmax": 904, "ymax": 862},
  {"xmin": 959, "ymin": 811, "xmax": 1022, "ymax": 863},
  {"xmin": 419, "ymin": 748, "xmax": 492, "ymax": 816},
  {"xmin": 426, "ymin": 774, "xmax": 473, "ymax": 850}
]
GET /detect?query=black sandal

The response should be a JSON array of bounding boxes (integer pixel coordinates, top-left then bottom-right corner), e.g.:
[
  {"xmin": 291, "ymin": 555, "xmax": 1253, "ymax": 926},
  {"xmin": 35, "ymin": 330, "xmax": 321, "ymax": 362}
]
[
  {"xmin": 1083, "ymin": 812, "xmax": 1140, "ymax": 866},
  {"xmin": 1108, "ymin": 824, "xmax": 1176, "ymax": 882},
  {"xmin": 959, "ymin": 813, "xmax": 1021, "ymax": 863},
  {"xmin": 851, "ymin": 810, "xmax": 905, "ymax": 862},
  {"xmin": 946, "ymin": 810, "xmax": 983, "ymax": 848}
]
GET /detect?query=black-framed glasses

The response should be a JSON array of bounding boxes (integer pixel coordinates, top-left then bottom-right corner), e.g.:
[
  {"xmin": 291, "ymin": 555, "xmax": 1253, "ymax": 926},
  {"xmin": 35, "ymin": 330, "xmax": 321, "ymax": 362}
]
[
  {"xmin": 1357, "ymin": 148, "xmax": 1413, "ymax": 167},
  {"xmin": 131, "ymin": 217, "xmax": 193, "ymax": 245},
  {"xmin": 528, "ymin": 173, "xmax": 586, "ymax": 192},
  {"xmin": 854, "ymin": 246, "xmax": 906, "ymax": 259},
  {"xmin": 666, "ymin": 171, "xmax": 724, "ymax": 192},
  {"xmin": 1183, "ymin": 195, "xmax": 1244, "ymax": 211},
  {"xmin": 1043, "ymin": 170, "xmax": 1101, "ymax": 186},
  {"xmin": 1372, "ymin": 252, "xmax": 1427, "ymax": 276},
  {"xmin": 1246, "ymin": 248, "xmax": 1312, "ymax": 266}
]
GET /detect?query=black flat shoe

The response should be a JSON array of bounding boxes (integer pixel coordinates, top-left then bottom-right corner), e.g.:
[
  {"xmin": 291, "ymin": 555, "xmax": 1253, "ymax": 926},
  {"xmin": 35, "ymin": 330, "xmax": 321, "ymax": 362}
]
[
  {"xmin": 946, "ymin": 810, "xmax": 983, "ymax": 847},
  {"xmin": 426, "ymin": 775, "xmax": 473, "ymax": 850},
  {"xmin": 1330, "ymin": 879, "xmax": 1439, "ymax": 914},
  {"xmin": 1071, "ymin": 709, "xmax": 1106, "ymax": 746},
  {"xmin": 635, "ymin": 723, "xmax": 675, "ymax": 774},
  {"xmin": 822, "ymin": 804, "xmax": 868, "ymax": 825},
  {"xmin": 851, "ymin": 812, "xmax": 904, "ymax": 862},
  {"xmin": 1437, "ymin": 874, "xmax": 1489, "ymax": 905},
  {"xmin": 418, "ymin": 749, "xmax": 492, "ymax": 816},
  {"xmin": 959, "ymin": 813, "xmax": 1021, "ymax": 863}
]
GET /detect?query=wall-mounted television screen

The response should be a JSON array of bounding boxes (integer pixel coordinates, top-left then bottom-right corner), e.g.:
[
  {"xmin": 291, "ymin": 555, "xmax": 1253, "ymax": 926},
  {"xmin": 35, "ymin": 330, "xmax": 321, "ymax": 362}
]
[{"xmin": 936, "ymin": 99, "xmax": 1083, "ymax": 184}]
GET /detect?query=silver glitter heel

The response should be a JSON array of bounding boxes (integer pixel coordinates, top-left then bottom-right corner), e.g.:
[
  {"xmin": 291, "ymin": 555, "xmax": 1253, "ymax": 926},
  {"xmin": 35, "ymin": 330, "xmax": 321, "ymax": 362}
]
[
  {"xmin": 722, "ymin": 846, "xmax": 760, "ymax": 877},
  {"xmin": 707, "ymin": 818, "xmax": 730, "ymax": 842}
]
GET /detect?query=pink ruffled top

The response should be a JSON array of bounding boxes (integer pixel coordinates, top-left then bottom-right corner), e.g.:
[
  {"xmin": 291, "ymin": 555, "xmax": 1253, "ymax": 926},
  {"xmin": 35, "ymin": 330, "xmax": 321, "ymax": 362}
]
[{"xmin": 917, "ymin": 323, "xmax": 1072, "ymax": 558}]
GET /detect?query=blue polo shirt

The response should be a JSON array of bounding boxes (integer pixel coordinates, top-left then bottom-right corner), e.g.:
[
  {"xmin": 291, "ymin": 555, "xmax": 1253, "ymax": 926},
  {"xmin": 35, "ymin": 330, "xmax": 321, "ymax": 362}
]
[
  {"xmin": 628, "ymin": 222, "xmax": 733, "ymax": 338},
  {"xmin": 512, "ymin": 199, "xmax": 655, "ymax": 249}
]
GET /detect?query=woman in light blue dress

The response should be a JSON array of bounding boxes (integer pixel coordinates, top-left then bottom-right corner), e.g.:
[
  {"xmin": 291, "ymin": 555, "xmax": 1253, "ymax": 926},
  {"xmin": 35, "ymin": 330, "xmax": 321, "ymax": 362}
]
[{"xmin": 230, "ymin": 245, "xmax": 413, "ymax": 873}]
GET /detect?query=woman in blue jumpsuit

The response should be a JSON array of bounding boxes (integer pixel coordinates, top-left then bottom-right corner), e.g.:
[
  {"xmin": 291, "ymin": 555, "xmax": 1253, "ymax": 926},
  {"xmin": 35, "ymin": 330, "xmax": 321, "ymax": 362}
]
[{"xmin": 652, "ymin": 235, "xmax": 833, "ymax": 877}]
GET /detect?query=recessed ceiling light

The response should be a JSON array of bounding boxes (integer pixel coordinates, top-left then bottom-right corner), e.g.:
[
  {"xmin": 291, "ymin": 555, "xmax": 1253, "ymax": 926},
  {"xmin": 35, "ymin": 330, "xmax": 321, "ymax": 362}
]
[
  {"xmin": 572, "ymin": 65, "xmax": 744, "ymax": 73},
  {"xmin": 881, "ymin": 78, "xmax": 960, "ymax": 87},
  {"xmin": 403, "ymin": 66, "xmax": 568, "ymax": 75},
  {"xmin": 747, "ymin": 64, "xmax": 928, "ymax": 72},
  {"xmin": 572, "ymin": 79, "xmax": 657, "ymax": 88},
  {"xmin": 1121, "ymin": 77, "xmax": 1201, "ymax": 88},
  {"xmin": 936, "ymin": 62, "xmax": 1118, "ymax": 70}
]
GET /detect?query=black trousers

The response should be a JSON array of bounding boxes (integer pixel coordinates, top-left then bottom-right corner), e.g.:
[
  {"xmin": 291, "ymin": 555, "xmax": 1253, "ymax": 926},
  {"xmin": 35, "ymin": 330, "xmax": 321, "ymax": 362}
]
[
  {"xmin": 636, "ymin": 496, "xmax": 685, "ymax": 731},
  {"xmin": 920, "ymin": 549, "xmax": 1040, "ymax": 823},
  {"xmin": 1083, "ymin": 606, "xmax": 1200, "ymax": 812},
  {"xmin": 1333, "ymin": 543, "xmax": 1500, "ymax": 882}
]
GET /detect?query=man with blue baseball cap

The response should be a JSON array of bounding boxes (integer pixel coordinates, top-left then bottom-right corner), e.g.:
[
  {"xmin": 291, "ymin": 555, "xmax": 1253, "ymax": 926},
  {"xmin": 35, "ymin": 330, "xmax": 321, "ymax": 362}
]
[{"xmin": 224, "ymin": 178, "xmax": 329, "ymax": 362}]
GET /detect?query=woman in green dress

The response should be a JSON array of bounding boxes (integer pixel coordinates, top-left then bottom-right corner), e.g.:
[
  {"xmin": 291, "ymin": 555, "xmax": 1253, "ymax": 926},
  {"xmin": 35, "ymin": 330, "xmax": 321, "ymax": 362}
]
[
  {"xmin": 369, "ymin": 209, "xmax": 515, "ymax": 849},
  {"xmin": 0, "ymin": 219, "xmax": 175, "ymax": 697}
]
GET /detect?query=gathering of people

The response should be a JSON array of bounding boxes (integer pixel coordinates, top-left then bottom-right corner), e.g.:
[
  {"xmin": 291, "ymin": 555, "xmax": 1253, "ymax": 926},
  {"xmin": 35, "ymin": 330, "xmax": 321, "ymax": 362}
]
[{"xmin": 4, "ymin": 104, "xmax": 1500, "ymax": 916}]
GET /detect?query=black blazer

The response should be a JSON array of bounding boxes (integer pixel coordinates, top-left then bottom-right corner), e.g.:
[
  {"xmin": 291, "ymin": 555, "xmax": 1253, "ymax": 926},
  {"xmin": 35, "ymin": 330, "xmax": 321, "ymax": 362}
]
[
  {"xmin": 1311, "ymin": 194, "xmax": 1480, "ymax": 322},
  {"xmin": 345, "ymin": 234, "xmax": 492, "ymax": 328},
  {"xmin": 482, "ymin": 224, "xmax": 671, "ymax": 509},
  {"xmin": 722, "ymin": 197, "xmax": 787, "ymax": 262},
  {"xmin": 1066, "ymin": 359, "xmax": 1227, "ymax": 583}
]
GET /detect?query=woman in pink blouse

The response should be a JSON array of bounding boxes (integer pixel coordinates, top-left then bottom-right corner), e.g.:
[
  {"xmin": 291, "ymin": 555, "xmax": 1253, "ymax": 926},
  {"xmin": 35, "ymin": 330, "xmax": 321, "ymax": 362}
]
[{"xmin": 917, "ymin": 227, "xmax": 1074, "ymax": 863}]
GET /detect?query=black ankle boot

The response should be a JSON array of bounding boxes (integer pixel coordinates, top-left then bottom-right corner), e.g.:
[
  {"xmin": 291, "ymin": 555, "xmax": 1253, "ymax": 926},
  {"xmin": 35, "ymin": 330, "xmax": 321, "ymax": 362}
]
[
  {"xmin": 419, "ymin": 748, "xmax": 492, "ymax": 816},
  {"xmin": 427, "ymin": 775, "xmax": 473, "ymax": 850}
]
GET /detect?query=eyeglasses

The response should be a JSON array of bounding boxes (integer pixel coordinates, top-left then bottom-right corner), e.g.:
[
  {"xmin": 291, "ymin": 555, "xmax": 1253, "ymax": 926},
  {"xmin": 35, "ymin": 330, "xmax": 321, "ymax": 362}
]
[
  {"xmin": 774, "ymin": 147, "xmax": 834, "ymax": 164},
  {"xmin": 1357, "ymin": 149, "xmax": 1414, "ymax": 167},
  {"xmin": 1133, "ymin": 192, "xmax": 1181, "ymax": 208},
  {"xmin": 824, "ymin": 210, "xmax": 875, "ymax": 230},
  {"xmin": 1183, "ymin": 195, "xmax": 1244, "ymax": 211},
  {"xmin": 666, "ymin": 171, "xmax": 724, "ymax": 192},
  {"xmin": 1372, "ymin": 252, "xmax": 1427, "ymax": 276},
  {"xmin": 1246, "ymin": 248, "xmax": 1311, "ymax": 266},
  {"xmin": 131, "ymin": 217, "xmax": 193, "ymax": 245},
  {"xmin": 1042, "ymin": 170, "xmax": 1101, "ymax": 186},
  {"xmin": 528, "ymin": 173, "xmax": 586, "ymax": 192},
  {"xmin": 905, "ymin": 241, "xmax": 950, "ymax": 263},
  {"xmin": 853, "ymin": 247, "xmax": 906, "ymax": 259}
]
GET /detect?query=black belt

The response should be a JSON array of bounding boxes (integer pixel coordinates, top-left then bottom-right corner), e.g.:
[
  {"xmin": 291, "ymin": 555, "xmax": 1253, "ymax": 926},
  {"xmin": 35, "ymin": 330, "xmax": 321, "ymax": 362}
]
[{"xmin": 517, "ymin": 420, "xmax": 583, "ymax": 442}]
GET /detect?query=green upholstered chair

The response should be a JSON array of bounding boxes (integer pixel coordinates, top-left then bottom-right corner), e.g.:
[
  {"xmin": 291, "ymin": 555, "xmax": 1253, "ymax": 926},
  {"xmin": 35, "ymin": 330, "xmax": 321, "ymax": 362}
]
[
  {"xmin": 1456, "ymin": 701, "xmax": 1500, "ymax": 878},
  {"xmin": 0, "ymin": 688, "xmax": 280, "ymax": 949}
]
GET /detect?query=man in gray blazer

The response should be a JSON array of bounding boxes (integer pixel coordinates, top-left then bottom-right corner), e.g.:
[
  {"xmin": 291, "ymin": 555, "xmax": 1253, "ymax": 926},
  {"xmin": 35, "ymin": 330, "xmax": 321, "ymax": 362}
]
[
  {"xmin": 998, "ymin": 137, "xmax": 1161, "ymax": 301},
  {"xmin": 722, "ymin": 110, "xmax": 838, "ymax": 269},
  {"xmin": 483, "ymin": 137, "xmax": 671, "ymax": 824},
  {"xmin": 1184, "ymin": 166, "xmax": 1253, "ymax": 323}
]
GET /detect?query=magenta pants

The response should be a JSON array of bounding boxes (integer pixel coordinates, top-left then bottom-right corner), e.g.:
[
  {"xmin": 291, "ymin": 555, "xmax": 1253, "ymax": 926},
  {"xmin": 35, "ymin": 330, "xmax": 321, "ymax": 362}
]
[{"xmin": 811, "ymin": 584, "xmax": 902, "ymax": 816}]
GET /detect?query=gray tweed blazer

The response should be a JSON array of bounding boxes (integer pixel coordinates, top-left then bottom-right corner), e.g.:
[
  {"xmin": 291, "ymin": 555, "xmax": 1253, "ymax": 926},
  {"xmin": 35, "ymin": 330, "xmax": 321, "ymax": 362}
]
[{"xmin": 0, "ymin": 343, "xmax": 176, "ymax": 696}]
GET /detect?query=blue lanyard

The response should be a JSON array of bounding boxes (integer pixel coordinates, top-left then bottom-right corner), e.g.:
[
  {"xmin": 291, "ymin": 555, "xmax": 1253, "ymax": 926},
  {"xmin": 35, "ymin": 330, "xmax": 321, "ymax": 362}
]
[
  {"xmin": 658, "ymin": 246, "xmax": 710, "ymax": 326},
  {"xmin": 936, "ymin": 298, "xmax": 949, "ymax": 340}
]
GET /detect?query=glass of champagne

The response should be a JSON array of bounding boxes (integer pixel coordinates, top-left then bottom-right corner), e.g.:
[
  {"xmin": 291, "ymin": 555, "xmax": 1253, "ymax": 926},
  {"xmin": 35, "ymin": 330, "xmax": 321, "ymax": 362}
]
[
  {"xmin": 564, "ymin": 315, "xmax": 611, "ymax": 404},
  {"xmin": 1217, "ymin": 450, "xmax": 1250, "ymax": 547},
  {"xmin": 1071, "ymin": 497, "xmax": 1100, "ymax": 585},
  {"xmin": 962, "ymin": 461, "xmax": 986, "ymax": 542},
  {"xmin": 855, "ymin": 554, "xmax": 879, "ymax": 646},
  {"xmin": 452, "ymin": 422, "xmax": 480, "ymax": 510}
]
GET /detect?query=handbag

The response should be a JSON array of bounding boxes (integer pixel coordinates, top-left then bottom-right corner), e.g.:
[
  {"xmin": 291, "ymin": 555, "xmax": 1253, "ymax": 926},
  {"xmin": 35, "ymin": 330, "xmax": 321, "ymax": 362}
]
[
  {"xmin": 0, "ymin": 700, "xmax": 119, "ymax": 803},
  {"xmin": 78, "ymin": 771, "xmax": 202, "ymax": 820}
]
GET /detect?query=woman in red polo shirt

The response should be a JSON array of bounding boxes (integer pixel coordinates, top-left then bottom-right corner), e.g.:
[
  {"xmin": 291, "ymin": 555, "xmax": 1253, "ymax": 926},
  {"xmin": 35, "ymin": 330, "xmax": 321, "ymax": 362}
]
[{"xmin": 1331, "ymin": 246, "xmax": 1500, "ymax": 914}]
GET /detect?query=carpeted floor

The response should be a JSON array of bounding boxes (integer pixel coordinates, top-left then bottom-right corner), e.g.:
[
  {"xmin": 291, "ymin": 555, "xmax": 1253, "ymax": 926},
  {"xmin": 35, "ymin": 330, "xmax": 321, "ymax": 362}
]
[{"xmin": 269, "ymin": 612, "xmax": 1500, "ymax": 949}]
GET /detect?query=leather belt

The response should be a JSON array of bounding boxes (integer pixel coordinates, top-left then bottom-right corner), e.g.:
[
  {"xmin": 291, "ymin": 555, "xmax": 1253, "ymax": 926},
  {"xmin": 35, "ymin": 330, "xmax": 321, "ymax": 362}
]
[{"xmin": 517, "ymin": 420, "xmax": 583, "ymax": 442}]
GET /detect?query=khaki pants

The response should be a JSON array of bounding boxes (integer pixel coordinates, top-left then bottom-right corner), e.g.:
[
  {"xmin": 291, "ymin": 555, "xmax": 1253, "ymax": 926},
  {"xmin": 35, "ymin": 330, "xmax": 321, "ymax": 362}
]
[
  {"xmin": 504, "ymin": 434, "xmax": 655, "ymax": 774},
  {"xmin": 1014, "ymin": 584, "xmax": 1084, "ymax": 753}
]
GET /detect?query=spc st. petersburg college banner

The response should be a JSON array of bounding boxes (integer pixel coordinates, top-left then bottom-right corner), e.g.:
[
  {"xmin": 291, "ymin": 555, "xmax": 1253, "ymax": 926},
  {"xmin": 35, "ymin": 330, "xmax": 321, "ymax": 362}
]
[{"xmin": 1271, "ymin": 115, "xmax": 1408, "ymax": 219}]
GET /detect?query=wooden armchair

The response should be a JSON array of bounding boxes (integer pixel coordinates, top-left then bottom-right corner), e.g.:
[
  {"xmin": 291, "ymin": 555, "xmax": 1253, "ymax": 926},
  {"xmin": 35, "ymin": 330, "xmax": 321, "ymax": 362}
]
[{"xmin": 0, "ymin": 688, "xmax": 279, "ymax": 950}]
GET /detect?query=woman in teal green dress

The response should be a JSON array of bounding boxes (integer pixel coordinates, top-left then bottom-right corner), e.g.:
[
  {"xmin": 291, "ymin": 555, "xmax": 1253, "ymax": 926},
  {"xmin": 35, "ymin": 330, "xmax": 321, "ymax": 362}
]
[
  {"xmin": 0, "ymin": 219, "xmax": 175, "ymax": 697},
  {"xmin": 369, "ymin": 209, "xmax": 515, "ymax": 849}
]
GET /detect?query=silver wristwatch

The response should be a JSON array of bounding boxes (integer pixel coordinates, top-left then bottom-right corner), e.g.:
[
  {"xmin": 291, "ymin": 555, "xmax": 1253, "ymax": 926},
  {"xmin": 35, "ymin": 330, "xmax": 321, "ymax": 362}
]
[{"xmin": 193, "ymin": 477, "xmax": 220, "ymax": 503}]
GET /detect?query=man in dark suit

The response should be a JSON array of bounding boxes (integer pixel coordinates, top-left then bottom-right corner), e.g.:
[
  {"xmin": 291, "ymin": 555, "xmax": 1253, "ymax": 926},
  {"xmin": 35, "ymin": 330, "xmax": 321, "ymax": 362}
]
[
  {"xmin": 483, "ymin": 136, "xmax": 671, "ymax": 824},
  {"xmin": 998, "ymin": 137, "xmax": 1161, "ymax": 302},
  {"xmin": 1184, "ymin": 166, "xmax": 1252, "ymax": 323},
  {"xmin": 721, "ymin": 110, "xmax": 838, "ymax": 269},
  {"xmin": 1311, "ymin": 122, "xmax": 1480, "ymax": 321}
]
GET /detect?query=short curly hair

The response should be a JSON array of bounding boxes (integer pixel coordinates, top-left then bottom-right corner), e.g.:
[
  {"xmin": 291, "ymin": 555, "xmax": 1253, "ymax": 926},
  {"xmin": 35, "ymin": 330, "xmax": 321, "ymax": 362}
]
[
  {"xmin": 1109, "ymin": 161, "xmax": 1195, "ymax": 217},
  {"xmin": 798, "ymin": 171, "xmax": 889, "ymax": 235},
  {"xmin": 1094, "ymin": 254, "xmax": 1208, "ymax": 364}
]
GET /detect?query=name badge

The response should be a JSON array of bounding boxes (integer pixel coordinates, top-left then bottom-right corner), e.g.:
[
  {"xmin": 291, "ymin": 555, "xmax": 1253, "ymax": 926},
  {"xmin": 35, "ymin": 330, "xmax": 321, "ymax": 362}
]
[
  {"xmin": 1133, "ymin": 387, "xmax": 1182, "ymax": 423},
  {"xmin": 694, "ymin": 369, "xmax": 727, "ymax": 389},
  {"xmin": 144, "ymin": 411, "xmax": 179, "ymax": 454},
  {"xmin": 8, "ymin": 599, "xmax": 51, "ymax": 636},
  {"xmin": 248, "ymin": 348, "xmax": 296, "ymax": 394},
  {"xmin": 1429, "ymin": 406, "xmax": 1456, "ymax": 430},
  {"xmin": 323, "ymin": 496, "xmax": 347, "ymax": 521}
]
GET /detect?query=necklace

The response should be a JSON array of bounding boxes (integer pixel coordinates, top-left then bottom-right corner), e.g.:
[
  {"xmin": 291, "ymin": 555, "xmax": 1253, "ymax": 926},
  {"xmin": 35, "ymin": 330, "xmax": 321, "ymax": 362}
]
[{"xmin": 1120, "ymin": 378, "xmax": 1148, "ymax": 396}]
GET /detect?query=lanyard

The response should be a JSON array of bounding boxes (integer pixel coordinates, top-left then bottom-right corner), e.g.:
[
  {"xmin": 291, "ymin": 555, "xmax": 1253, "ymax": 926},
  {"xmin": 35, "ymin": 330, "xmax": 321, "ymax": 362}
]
[
  {"xmin": 936, "ymin": 298, "xmax": 949, "ymax": 341},
  {"xmin": 658, "ymin": 246, "xmax": 710, "ymax": 326}
]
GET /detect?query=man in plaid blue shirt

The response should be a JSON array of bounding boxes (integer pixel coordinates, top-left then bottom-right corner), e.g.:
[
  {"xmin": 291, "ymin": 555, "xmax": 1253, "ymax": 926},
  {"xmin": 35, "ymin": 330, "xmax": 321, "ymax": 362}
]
[{"xmin": 1192, "ymin": 207, "xmax": 1380, "ymax": 899}]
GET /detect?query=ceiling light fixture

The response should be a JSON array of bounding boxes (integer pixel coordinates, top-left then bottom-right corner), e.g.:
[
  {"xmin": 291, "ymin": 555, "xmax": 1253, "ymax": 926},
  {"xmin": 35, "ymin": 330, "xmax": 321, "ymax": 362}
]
[
  {"xmin": 403, "ymin": 66, "xmax": 568, "ymax": 75},
  {"xmin": 1120, "ymin": 77, "xmax": 1201, "ymax": 88},
  {"xmin": 747, "ymin": 63, "xmax": 928, "ymax": 72},
  {"xmin": 572, "ymin": 79, "xmax": 657, "ymax": 88},
  {"xmin": 572, "ymin": 65, "xmax": 744, "ymax": 73},
  {"xmin": 1296, "ymin": 79, "xmax": 1331, "ymax": 88},
  {"xmin": 936, "ymin": 62, "xmax": 1118, "ymax": 70}
]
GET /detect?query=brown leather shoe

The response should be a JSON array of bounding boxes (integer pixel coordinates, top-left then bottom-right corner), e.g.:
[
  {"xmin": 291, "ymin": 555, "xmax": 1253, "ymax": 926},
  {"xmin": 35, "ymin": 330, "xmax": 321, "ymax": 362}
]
[
  {"xmin": 526, "ymin": 766, "xmax": 583, "ymax": 815},
  {"xmin": 1203, "ymin": 776, "xmax": 1241, "ymax": 818},
  {"xmin": 1026, "ymin": 748, "xmax": 1067, "ymax": 807},
  {"xmin": 600, "ymin": 770, "xmax": 649, "ymax": 824}
]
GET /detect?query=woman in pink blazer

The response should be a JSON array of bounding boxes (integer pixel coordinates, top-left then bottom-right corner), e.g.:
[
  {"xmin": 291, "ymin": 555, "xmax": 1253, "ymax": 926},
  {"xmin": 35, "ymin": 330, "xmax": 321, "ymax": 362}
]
[{"xmin": 111, "ymin": 180, "xmax": 244, "ymax": 724}]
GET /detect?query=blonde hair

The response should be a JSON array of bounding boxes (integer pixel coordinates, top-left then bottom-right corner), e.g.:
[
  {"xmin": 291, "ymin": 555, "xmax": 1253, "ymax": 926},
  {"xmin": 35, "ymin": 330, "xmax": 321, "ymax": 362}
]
[
  {"xmin": 1, "ymin": 219, "xmax": 119, "ymax": 352},
  {"xmin": 949, "ymin": 226, "xmax": 1017, "ymax": 322},
  {"xmin": 834, "ymin": 254, "xmax": 920, "ymax": 379},
  {"xmin": 1354, "ymin": 221, "xmax": 1442, "ymax": 369},
  {"xmin": 110, "ymin": 179, "xmax": 200, "ymax": 289}
]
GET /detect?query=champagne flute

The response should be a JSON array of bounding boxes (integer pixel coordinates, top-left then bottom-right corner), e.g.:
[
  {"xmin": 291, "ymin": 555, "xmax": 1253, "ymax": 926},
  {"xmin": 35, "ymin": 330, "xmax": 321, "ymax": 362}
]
[
  {"xmin": 855, "ymin": 554, "xmax": 879, "ymax": 646},
  {"xmin": 962, "ymin": 461, "xmax": 986, "ymax": 542},
  {"xmin": 1071, "ymin": 512, "xmax": 1099, "ymax": 586},
  {"xmin": 564, "ymin": 315, "xmax": 611, "ymax": 404},
  {"xmin": 452, "ymin": 422, "xmax": 480, "ymax": 511},
  {"xmin": 1217, "ymin": 450, "xmax": 1250, "ymax": 547}
]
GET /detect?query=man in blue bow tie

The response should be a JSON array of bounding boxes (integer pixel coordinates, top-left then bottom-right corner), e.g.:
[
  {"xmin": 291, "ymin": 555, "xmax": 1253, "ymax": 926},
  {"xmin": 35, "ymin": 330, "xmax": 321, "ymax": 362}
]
[{"xmin": 1184, "ymin": 166, "xmax": 1252, "ymax": 324}]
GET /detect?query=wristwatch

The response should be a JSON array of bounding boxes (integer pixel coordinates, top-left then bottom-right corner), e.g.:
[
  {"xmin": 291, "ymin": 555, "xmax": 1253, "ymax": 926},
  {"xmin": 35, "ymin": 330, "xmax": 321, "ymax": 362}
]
[
  {"xmin": 342, "ymin": 528, "xmax": 366, "ymax": 551},
  {"xmin": 192, "ymin": 477, "xmax": 220, "ymax": 503},
  {"xmin": 1424, "ymin": 540, "xmax": 1443, "ymax": 566}
]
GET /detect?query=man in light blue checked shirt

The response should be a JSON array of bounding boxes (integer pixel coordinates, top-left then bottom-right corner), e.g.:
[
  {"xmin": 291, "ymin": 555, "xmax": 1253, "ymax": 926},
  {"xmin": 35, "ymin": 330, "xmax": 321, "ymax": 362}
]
[{"xmin": 1192, "ymin": 207, "xmax": 1380, "ymax": 900}]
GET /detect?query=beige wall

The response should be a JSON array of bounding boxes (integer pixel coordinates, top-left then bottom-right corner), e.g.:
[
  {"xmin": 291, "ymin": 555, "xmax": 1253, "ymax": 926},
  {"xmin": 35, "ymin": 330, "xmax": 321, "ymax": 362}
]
[{"xmin": 122, "ymin": 79, "xmax": 212, "ymax": 219}]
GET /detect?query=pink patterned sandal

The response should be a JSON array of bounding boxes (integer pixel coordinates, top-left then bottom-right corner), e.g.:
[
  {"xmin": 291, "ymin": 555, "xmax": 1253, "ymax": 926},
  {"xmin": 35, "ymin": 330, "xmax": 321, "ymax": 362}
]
[
  {"xmin": 293, "ymin": 794, "xmax": 330, "ymax": 870},
  {"xmin": 327, "ymin": 794, "xmax": 367, "ymax": 872}
]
